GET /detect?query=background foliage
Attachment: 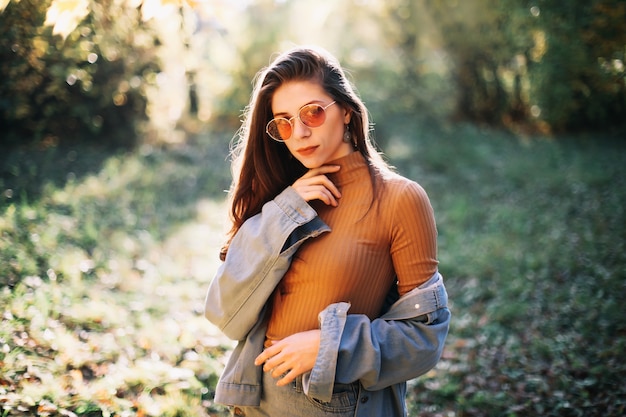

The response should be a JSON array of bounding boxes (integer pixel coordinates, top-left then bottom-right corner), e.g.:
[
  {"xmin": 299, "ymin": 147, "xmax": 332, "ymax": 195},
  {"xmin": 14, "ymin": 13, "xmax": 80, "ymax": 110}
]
[
  {"xmin": 2, "ymin": 0, "xmax": 625, "ymax": 153},
  {"xmin": 425, "ymin": 0, "xmax": 626, "ymax": 132},
  {"xmin": 1, "ymin": 0, "xmax": 625, "ymax": 416},
  {"xmin": 0, "ymin": 0, "xmax": 161, "ymax": 148}
]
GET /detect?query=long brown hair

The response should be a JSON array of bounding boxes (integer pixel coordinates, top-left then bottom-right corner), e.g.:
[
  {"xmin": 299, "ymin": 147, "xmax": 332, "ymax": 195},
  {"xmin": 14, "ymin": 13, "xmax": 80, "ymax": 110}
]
[{"xmin": 220, "ymin": 46, "xmax": 390, "ymax": 260}]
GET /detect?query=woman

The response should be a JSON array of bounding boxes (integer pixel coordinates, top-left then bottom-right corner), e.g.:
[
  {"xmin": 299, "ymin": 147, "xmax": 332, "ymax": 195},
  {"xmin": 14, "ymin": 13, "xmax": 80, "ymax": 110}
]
[{"xmin": 205, "ymin": 46, "xmax": 450, "ymax": 417}]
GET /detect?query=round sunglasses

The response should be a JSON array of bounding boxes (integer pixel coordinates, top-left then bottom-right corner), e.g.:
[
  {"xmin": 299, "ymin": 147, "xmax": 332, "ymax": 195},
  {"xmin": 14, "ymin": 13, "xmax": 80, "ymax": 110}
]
[{"xmin": 266, "ymin": 101, "xmax": 336, "ymax": 142}]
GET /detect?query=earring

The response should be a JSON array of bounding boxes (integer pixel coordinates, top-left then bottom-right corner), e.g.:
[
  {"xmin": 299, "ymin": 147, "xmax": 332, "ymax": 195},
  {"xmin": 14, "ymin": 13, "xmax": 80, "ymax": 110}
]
[{"xmin": 343, "ymin": 125, "xmax": 352, "ymax": 143}]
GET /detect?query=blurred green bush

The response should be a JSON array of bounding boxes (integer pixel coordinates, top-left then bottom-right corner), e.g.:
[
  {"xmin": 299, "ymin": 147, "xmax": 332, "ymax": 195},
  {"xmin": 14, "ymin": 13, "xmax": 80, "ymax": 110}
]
[
  {"xmin": 421, "ymin": 0, "xmax": 626, "ymax": 133},
  {"xmin": 0, "ymin": 0, "xmax": 160, "ymax": 148}
]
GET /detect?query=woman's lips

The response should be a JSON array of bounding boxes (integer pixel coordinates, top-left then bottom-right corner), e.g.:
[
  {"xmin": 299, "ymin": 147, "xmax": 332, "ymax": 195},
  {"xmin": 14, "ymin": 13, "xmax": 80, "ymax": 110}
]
[{"xmin": 296, "ymin": 146, "xmax": 318, "ymax": 156}]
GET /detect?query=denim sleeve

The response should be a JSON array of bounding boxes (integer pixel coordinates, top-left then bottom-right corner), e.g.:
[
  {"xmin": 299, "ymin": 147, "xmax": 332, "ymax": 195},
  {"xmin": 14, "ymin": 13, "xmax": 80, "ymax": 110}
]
[
  {"xmin": 204, "ymin": 187, "xmax": 330, "ymax": 341},
  {"xmin": 304, "ymin": 275, "xmax": 450, "ymax": 402}
]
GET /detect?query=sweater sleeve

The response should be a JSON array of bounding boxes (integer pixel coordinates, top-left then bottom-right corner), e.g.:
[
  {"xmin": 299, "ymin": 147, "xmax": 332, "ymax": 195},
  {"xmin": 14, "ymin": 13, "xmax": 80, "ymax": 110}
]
[{"xmin": 389, "ymin": 180, "xmax": 439, "ymax": 295}]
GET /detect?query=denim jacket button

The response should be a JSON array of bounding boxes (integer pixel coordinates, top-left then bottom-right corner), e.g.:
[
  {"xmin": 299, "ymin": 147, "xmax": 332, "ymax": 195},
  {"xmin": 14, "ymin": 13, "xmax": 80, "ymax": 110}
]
[{"xmin": 360, "ymin": 396, "xmax": 369, "ymax": 403}]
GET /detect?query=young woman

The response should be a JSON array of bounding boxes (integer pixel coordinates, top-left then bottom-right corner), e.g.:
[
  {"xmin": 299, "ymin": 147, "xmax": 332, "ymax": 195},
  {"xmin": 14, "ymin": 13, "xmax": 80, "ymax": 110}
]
[{"xmin": 205, "ymin": 46, "xmax": 450, "ymax": 417}]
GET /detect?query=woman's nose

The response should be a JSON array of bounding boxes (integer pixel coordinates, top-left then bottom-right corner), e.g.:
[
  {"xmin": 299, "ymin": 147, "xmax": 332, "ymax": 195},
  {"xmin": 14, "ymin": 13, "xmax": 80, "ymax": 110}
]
[{"xmin": 291, "ymin": 117, "xmax": 311, "ymax": 139}]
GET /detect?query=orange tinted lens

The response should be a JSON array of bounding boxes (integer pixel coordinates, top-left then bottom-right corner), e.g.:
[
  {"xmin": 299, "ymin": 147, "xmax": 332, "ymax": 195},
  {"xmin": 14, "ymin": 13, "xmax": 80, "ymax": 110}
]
[
  {"xmin": 299, "ymin": 104, "xmax": 325, "ymax": 127},
  {"xmin": 269, "ymin": 119, "xmax": 292, "ymax": 140}
]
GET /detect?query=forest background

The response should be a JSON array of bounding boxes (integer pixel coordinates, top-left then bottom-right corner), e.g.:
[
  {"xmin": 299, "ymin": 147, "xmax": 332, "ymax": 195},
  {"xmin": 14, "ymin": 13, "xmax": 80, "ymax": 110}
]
[{"xmin": 1, "ymin": 0, "xmax": 625, "ymax": 416}]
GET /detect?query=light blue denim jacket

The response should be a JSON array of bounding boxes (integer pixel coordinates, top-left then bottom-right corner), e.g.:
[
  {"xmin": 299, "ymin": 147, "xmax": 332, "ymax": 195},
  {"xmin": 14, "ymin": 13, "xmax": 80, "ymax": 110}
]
[{"xmin": 205, "ymin": 186, "xmax": 451, "ymax": 416}]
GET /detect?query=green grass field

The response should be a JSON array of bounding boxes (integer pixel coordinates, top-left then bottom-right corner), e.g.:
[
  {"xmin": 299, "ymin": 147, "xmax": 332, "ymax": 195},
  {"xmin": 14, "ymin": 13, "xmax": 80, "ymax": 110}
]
[{"xmin": 1, "ymin": 121, "xmax": 625, "ymax": 416}]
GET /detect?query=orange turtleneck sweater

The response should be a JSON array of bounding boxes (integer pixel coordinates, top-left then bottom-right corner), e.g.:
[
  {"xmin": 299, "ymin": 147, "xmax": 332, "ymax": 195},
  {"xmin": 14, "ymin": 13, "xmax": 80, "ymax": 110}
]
[{"xmin": 265, "ymin": 151, "xmax": 438, "ymax": 342}]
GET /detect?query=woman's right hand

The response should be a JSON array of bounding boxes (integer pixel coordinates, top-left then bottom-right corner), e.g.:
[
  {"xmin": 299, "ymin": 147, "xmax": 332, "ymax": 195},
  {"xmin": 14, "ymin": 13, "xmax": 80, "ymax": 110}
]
[{"xmin": 292, "ymin": 165, "xmax": 342, "ymax": 206}]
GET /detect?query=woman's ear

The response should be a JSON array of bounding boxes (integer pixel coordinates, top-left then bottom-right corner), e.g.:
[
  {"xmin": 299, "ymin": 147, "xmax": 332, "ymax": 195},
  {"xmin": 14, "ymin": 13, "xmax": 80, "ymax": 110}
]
[{"xmin": 343, "ymin": 108, "xmax": 352, "ymax": 124}]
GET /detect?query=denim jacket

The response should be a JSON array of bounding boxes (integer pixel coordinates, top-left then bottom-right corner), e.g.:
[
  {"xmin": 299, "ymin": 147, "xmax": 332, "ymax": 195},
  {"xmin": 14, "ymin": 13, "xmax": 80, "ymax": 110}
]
[{"xmin": 205, "ymin": 186, "xmax": 451, "ymax": 416}]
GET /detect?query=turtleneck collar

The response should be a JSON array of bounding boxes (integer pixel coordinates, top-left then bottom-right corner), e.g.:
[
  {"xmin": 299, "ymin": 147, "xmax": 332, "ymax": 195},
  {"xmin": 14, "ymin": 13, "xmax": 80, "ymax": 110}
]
[{"xmin": 327, "ymin": 151, "xmax": 368, "ymax": 186}]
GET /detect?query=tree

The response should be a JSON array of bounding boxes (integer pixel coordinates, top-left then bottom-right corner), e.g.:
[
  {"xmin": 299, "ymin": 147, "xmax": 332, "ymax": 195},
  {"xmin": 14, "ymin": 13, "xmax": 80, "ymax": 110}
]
[
  {"xmin": 528, "ymin": 0, "xmax": 626, "ymax": 132},
  {"xmin": 0, "ymin": 0, "xmax": 203, "ymax": 148},
  {"xmin": 423, "ymin": 0, "xmax": 625, "ymax": 133}
]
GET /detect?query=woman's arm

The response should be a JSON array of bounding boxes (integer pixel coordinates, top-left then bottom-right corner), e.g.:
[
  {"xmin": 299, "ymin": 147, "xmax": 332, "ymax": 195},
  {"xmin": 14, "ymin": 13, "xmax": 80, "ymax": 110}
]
[
  {"xmin": 205, "ymin": 165, "xmax": 343, "ymax": 340},
  {"xmin": 204, "ymin": 186, "xmax": 329, "ymax": 340},
  {"xmin": 389, "ymin": 179, "xmax": 439, "ymax": 294}
]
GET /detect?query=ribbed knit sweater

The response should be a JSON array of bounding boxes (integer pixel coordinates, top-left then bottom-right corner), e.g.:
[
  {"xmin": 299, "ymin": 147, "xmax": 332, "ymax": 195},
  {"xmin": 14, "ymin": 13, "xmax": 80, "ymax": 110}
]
[{"xmin": 265, "ymin": 151, "xmax": 438, "ymax": 342}]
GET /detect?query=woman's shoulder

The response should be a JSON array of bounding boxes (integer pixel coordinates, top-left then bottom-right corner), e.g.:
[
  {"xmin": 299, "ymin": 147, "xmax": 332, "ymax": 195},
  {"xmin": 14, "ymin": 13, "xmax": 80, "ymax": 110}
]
[
  {"xmin": 374, "ymin": 171, "xmax": 435, "ymax": 231},
  {"xmin": 378, "ymin": 169, "xmax": 428, "ymax": 198},
  {"xmin": 373, "ymin": 170, "xmax": 432, "ymax": 217}
]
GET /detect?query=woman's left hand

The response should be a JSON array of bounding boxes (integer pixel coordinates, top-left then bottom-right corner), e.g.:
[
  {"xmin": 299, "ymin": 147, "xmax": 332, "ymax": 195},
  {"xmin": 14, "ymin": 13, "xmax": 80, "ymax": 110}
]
[{"xmin": 254, "ymin": 329, "xmax": 321, "ymax": 386}]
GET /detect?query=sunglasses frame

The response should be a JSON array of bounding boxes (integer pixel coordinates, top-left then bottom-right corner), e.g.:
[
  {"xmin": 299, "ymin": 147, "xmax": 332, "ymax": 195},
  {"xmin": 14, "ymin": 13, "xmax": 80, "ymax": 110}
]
[{"xmin": 266, "ymin": 101, "xmax": 337, "ymax": 142}]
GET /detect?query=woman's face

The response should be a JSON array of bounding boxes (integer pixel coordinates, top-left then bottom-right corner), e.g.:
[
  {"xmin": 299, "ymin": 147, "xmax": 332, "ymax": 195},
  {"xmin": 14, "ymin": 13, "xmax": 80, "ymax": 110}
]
[{"xmin": 270, "ymin": 80, "xmax": 352, "ymax": 169}]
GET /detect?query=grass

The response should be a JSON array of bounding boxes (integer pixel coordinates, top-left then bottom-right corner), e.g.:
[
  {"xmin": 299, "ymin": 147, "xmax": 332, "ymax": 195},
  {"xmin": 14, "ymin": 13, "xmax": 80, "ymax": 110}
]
[
  {"xmin": 389, "ymin": 121, "xmax": 626, "ymax": 416},
  {"xmin": 1, "ymin": 136, "xmax": 234, "ymax": 416},
  {"xmin": 1, "ymin": 121, "xmax": 625, "ymax": 416}
]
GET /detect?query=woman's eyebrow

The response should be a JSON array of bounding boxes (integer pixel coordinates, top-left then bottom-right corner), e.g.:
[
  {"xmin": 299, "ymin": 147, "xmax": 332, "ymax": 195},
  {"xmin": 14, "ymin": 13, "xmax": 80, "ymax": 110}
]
[
  {"xmin": 272, "ymin": 100, "xmax": 324, "ymax": 117},
  {"xmin": 272, "ymin": 110, "xmax": 292, "ymax": 118}
]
